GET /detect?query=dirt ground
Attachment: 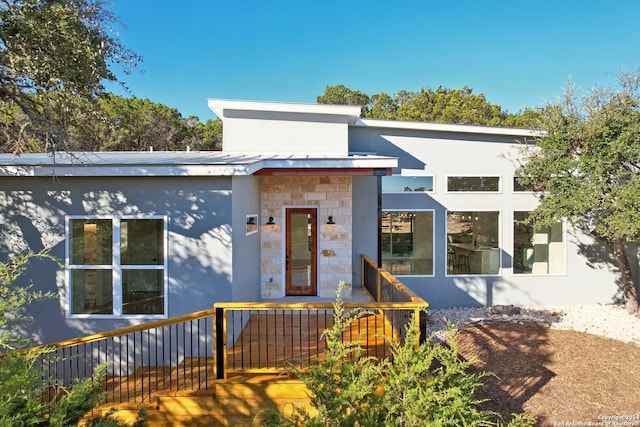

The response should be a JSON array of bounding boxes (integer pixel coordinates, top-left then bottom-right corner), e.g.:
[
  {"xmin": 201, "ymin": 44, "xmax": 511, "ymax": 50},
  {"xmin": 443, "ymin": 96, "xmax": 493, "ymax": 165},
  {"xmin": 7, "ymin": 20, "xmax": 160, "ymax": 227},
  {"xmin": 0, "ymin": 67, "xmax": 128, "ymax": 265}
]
[{"xmin": 455, "ymin": 322, "xmax": 640, "ymax": 426}]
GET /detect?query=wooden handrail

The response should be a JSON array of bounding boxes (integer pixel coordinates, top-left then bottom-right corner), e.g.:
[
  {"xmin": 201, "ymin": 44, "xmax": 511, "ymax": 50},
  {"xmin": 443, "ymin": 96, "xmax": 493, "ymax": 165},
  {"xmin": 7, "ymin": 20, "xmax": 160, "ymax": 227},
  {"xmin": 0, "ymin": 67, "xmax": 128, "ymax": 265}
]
[
  {"xmin": 34, "ymin": 307, "xmax": 218, "ymax": 351},
  {"xmin": 362, "ymin": 253, "xmax": 428, "ymax": 306},
  {"xmin": 379, "ymin": 270, "xmax": 425, "ymax": 303},
  {"xmin": 213, "ymin": 301, "xmax": 426, "ymax": 310}
]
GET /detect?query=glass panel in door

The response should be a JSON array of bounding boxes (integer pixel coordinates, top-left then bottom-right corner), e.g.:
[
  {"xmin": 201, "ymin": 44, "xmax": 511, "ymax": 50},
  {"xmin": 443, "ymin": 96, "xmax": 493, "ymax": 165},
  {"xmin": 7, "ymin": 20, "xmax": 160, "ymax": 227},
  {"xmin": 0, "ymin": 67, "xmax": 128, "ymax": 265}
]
[{"xmin": 286, "ymin": 208, "xmax": 317, "ymax": 296}]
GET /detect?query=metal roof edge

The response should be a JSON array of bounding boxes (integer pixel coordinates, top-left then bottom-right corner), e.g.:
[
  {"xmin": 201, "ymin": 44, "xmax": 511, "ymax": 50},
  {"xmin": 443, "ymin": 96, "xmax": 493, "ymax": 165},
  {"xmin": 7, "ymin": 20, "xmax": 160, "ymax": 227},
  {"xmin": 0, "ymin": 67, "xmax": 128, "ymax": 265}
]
[
  {"xmin": 354, "ymin": 118, "xmax": 543, "ymax": 137},
  {"xmin": 207, "ymin": 99, "xmax": 362, "ymax": 124}
]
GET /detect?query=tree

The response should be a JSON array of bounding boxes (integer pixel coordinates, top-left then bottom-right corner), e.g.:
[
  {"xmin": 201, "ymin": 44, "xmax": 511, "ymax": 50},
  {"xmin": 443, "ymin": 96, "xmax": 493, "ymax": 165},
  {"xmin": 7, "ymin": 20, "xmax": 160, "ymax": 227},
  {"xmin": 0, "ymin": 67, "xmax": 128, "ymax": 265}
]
[
  {"xmin": 516, "ymin": 71, "xmax": 640, "ymax": 315},
  {"xmin": 0, "ymin": 0, "xmax": 140, "ymax": 153},
  {"xmin": 88, "ymin": 95, "xmax": 190, "ymax": 151},
  {"xmin": 318, "ymin": 84, "xmax": 538, "ymax": 127},
  {"xmin": 317, "ymin": 84, "xmax": 371, "ymax": 116},
  {"xmin": 5, "ymin": 93, "xmax": 224, "ymax": 152},
  {"xmin": 0, "ymin": 250, "xmax": 54, "ymax": 351}
]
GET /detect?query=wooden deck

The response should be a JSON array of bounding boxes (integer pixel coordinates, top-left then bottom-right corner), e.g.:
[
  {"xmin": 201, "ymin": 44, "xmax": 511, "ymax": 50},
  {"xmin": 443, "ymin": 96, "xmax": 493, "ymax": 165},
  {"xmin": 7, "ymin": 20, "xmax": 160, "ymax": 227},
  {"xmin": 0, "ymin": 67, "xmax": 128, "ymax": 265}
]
[
  {"xmin": 99, "ymin": 311, "xmax": 393, "ymax": 403},
  {"xmin": 227, "ymin": 311, "xmax": 393, "ymax": 373}
]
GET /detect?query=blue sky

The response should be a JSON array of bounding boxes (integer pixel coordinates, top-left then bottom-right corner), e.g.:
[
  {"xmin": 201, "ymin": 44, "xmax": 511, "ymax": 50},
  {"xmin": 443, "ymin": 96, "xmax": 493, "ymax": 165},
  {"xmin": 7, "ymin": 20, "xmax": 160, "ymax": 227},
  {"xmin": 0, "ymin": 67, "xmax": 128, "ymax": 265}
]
[{"xmin": 106, "ymin": 0, "xmax": 640, "ymax": 122}]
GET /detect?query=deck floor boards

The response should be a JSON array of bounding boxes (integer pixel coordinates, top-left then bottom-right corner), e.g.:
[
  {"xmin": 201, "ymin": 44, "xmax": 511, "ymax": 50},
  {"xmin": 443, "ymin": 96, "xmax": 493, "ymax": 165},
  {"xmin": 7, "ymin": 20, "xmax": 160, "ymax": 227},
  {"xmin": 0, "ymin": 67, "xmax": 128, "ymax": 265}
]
[{"xmin": 99, "ymin": 311, "xmax": 393, "ymax": 404}]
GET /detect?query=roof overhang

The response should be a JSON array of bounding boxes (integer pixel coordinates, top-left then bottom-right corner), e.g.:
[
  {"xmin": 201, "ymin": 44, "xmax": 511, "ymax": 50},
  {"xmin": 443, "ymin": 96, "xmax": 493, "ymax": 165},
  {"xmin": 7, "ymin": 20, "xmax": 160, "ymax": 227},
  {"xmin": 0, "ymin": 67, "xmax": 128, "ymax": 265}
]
[
  {"xmin": 208, "ymin": 99, "xmax": 362, "ymax": 125},
  {"xmin": 0, "ymin": 152, "xmax": 397, "ymax": 177},
  {"xmin": 355, "ymin": 118, "xmax": 543, "ymax": 138}
]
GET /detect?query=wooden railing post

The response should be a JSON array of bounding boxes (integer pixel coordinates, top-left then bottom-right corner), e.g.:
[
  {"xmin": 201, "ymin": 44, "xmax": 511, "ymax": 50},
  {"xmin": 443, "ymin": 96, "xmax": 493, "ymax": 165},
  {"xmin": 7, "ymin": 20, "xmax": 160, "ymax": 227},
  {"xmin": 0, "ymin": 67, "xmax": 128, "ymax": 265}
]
[
  {"xmin": 376, "ymin": 267, "xmax": 382, "ymax": 303},
  {"xmin": 214, "ymin": 306, "xmax": 227, "ymax": 379}
]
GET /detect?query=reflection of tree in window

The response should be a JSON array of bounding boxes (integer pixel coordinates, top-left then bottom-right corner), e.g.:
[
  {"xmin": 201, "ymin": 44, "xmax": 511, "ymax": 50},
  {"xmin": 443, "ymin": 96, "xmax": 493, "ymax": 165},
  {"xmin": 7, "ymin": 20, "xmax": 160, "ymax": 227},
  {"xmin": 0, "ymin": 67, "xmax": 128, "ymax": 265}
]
[{"xmin": 447, "ymin": 176, "xmax": 500, "ymax": 192}]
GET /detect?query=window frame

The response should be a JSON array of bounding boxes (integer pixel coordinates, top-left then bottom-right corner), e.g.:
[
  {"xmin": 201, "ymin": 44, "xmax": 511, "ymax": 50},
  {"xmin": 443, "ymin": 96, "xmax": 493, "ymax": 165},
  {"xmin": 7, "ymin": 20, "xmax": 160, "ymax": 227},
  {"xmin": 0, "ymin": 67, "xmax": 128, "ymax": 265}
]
[
  {"xmin": 65, "ymin": 215, "xmax": 169, "ymax": 319},
  {"xmin": 446, "ymin": 175, "xmax": 502, "ymax": 193},
  {"xmin": 512, "ymin": 210, "xmax": 567, "ymax": 276},
  {"xmin": 445, "ymin": 209, "xmax": 502, "ymax": 277},
  {"xmin": 382, "ymin": 173, "xmax": 435, "ymax": 194},
  {"xmin": 381, "ymin": 209, "xmax": 435, "ymax": 277}
]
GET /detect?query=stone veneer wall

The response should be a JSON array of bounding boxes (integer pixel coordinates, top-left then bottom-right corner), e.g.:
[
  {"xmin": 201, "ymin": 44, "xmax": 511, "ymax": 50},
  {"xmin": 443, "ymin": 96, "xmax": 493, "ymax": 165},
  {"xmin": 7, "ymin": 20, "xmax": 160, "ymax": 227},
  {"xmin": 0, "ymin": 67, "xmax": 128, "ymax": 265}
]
[{"xmin": 261, "ymin": 176, "xmax": 352, "ymax": 298}]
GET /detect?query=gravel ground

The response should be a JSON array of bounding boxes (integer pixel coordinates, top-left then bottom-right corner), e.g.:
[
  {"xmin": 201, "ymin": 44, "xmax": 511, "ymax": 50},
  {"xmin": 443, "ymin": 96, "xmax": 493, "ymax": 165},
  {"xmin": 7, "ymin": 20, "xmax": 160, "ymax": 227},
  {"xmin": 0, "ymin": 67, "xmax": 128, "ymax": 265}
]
[{"xmin": 425, "ymin": 304, "xmax": 640, "ymax": 346}]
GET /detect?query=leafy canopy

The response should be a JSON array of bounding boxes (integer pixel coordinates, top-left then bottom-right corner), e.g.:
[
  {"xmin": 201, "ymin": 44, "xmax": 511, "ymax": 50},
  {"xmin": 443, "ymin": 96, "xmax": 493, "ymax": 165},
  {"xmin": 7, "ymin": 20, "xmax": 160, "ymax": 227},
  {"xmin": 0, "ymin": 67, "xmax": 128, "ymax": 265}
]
[
  {"xmin": 318, "ymin": 84, "xmax": 542, "ymax": 127},
  {"xmin": 517, "ymin": 71, "xmax": 640, "ymax": 313},
  {"xmin": 0, "ymin": 0, "xmax": 141, "ymax": 153}
]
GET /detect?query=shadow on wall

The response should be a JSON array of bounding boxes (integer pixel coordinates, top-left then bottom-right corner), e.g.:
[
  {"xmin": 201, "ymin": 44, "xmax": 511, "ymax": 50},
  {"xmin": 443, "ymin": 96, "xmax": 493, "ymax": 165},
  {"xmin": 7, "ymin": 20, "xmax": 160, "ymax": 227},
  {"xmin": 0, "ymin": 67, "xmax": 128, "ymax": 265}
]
[
  {"xmin": 0, "ymin": 174, "xmax": 234, "ymax": 344},
  {"xmin": 571, "ymin": 229, "xmax": 638, "ymax": 305}
]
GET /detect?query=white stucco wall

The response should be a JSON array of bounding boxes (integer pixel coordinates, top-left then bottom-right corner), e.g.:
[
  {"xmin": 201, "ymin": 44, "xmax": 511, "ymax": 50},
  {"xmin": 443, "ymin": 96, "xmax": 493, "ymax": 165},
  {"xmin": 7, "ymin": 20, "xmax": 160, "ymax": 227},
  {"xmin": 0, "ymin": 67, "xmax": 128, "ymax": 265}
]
[
  {"xmin": 209, "ymin": 99, "xmax": 361, "ymax": 155},
  {"xmin": 350, "ymin": 124, "xmax": 626, "ymax": 308}
]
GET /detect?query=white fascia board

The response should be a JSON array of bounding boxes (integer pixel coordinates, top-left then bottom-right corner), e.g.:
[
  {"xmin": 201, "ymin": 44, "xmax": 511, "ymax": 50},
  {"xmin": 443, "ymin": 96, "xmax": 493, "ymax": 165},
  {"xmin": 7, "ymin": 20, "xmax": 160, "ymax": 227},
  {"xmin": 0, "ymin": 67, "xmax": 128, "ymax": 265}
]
[
  {"xmin": 208, "ymin": 99, "xmax": 362, "ymax": 123},
  {"xmin": 246, "ymin": 156, "xmax": 397, "ymax": 174},
  {"xmin": 355, "ymin": 118, "xmax": 543, "ymax": 138},
  {"xmin": 0, "ymin": 164, "xmax": 252, "ymax": 177}
]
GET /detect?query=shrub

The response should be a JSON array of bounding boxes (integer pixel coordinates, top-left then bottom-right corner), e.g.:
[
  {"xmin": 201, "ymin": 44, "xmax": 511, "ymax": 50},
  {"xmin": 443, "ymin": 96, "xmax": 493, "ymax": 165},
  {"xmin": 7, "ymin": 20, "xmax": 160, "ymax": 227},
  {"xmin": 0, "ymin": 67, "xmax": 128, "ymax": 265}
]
[
  {"xmin": 0, "ymin": 251, "xmax": 146, "ymax": 426},
  {"xmin": 258, "ymin": 287, "xmax": 537, "ymax": 426}
]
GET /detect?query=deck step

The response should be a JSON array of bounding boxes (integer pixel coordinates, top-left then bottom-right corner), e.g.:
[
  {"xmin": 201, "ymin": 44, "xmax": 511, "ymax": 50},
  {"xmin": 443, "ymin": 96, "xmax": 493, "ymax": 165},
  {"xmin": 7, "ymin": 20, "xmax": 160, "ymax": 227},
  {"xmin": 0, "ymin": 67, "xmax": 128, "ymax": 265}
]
[{"xmin": 87, "ymin": 378, "xmax": 315, "ymax": 426}]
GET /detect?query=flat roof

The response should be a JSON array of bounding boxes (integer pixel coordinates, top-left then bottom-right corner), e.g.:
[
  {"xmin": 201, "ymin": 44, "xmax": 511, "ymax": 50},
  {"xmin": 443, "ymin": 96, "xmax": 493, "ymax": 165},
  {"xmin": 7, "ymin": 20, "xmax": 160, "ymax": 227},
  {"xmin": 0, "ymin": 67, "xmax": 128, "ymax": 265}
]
[
  {"xmin": 208, "ymin": 99, "xmax": 362, "ymax": 124},
  {"xmin": 356, "ymin": 118, "xmax": 542, "ymax": 137},
  {"xmin": 0, "ymin": 151, "xmax": 397, "ymax": 177}
]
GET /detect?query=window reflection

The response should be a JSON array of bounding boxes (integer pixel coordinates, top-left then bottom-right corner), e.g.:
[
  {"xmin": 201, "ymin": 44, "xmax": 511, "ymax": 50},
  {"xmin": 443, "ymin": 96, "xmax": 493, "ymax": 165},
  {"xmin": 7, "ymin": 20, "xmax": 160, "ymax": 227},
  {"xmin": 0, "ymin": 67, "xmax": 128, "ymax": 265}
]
[
  {"xmin": 382, "ymin": 211, "xmax": 434, "ymax": 275},
  {"xmin": 447, "ymin": 211, "xmax": 500, "ymax": 275},
  {"xmin": 447, "ymin": 176, "xmax": 500, "ymax": 192},
  {"xmin": 514, "ymin": 211, "xmax": 565, "ymax": 274},
  {"xmin": 382, "ymin": 176, "xmax": 434, "ymax": 193}
]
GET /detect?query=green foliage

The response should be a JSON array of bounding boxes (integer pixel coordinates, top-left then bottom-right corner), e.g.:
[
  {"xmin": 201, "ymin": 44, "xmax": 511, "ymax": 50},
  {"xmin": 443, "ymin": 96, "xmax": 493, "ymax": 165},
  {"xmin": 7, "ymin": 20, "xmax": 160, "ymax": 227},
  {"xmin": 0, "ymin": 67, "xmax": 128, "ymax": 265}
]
[
  {"xmin": 517, "ymin": 70, "xmax": 640, "ymax": 313},
  {"xmin": 282, "ymin": 291, "xmax": 383, "ymax": 427},
  {"xmin": 0, "ymin": 251, "xmax": 145, "ymax": 426},
  {"xmin": 317, "ymin": 84, "xmax": 371, "ymax": 116},
  {"xmin": 0, "ymin": 0, "xmax": 140, "ymax": 153},
  {"xmin": 380, "ymin": 315, "xmax": 495, "ymax": 426},
  {"xmin": 318, "ymin": 84, "xmax": 539, "ymax": 128},
  {"xmin": 260, "ymin": 291, "xmax": 536, "ymax": 426},
  {"xmin": 1, "ymin": 93, "xmax": 224, "ymax": 153},
  {"xmin": 84, "ymin": 408, "xmax": 147, "ymax": 427},
  {"xmin": 0, "ymin": 351, "xmax": 145, "ymax": 427},
  {"xmin": 0, "ymin": 250, "xmax": 56, "ymax": 351}
]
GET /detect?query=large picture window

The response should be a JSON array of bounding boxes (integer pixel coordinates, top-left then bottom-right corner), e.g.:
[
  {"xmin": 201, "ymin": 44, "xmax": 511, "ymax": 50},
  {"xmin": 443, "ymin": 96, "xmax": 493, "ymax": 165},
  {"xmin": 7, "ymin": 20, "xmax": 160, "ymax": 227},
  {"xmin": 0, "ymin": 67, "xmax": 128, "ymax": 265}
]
[
  {"xmin": 513, "ymin": 211, "xmax": 565, "ymax": 274},
  {"xmin": 381, "ymin": 211, "xmax": 434, "ymax": 275},
  {"xmin": 447, "ymin": 211, "xmax": 500, "ymax": 275},
  {"xmin": 67, "ymin": 217, "xmax": 167, "ymax": 317}
]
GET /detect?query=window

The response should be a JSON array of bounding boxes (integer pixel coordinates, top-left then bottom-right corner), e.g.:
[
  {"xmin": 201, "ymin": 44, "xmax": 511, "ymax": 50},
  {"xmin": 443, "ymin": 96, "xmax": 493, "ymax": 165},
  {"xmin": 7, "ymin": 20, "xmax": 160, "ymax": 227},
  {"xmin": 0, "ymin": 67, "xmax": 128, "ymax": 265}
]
[
  {"xmin": 513, "ymin": 176, "xmax": 535, "ymax": 192},
  {"xmin": 381, "ymin": 211, "xmax": 434, "ymax": 275},
  {"xmin": 67, "ymin": 217, "xmax": 167, "ymax": 317},
  {"xmin": 382, "ymin": 176, "xmax": 434, "ymax": 193},
  {"xmin": 447, "ymin": 176, "xmax": 500, "ymax": 192},
  {"xmin": 447, "ymin": 211, "xmax": 500, "ymax": 275},
  {"xmin": 513, "ymin": 211, "xmax": 565, "ymax": 274}
]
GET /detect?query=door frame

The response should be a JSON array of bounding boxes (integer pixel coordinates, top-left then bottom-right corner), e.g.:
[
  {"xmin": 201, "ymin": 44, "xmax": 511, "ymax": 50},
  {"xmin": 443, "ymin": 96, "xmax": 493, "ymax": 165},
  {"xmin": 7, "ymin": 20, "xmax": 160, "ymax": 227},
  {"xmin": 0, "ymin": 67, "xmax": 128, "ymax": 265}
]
[{"xmin": 285, "ymin": 207, "xmax": 318, "ymax": 296}]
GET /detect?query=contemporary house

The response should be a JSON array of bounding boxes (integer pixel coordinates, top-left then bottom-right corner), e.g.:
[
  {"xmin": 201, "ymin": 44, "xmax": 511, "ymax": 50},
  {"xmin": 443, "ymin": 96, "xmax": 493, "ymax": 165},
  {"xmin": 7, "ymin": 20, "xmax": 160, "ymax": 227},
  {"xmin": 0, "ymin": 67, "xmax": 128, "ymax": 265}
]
[{"xmin": 0, "ymin": 98, "xmax": 634, "ymax": 347}]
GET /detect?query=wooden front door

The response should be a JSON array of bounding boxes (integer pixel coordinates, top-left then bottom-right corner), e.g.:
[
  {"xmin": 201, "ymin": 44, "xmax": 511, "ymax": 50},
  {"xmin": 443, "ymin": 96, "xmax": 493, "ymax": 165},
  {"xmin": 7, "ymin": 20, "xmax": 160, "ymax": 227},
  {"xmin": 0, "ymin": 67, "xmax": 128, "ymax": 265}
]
[{"xmin": 285, "ymin": 208, "xmax": 317, "ymax": 296}]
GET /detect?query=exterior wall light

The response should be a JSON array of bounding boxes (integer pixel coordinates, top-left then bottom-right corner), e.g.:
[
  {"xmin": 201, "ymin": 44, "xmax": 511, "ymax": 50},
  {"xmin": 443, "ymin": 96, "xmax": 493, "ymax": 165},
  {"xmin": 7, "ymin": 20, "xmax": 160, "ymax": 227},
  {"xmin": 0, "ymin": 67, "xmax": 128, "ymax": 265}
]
[
  {"xmin": 327, "ymin": 216, "xmax": 335, "ymax": 225},
  {"xmin": 266, "ymin": 216, "xmax": 275, "ymax": 225}
]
